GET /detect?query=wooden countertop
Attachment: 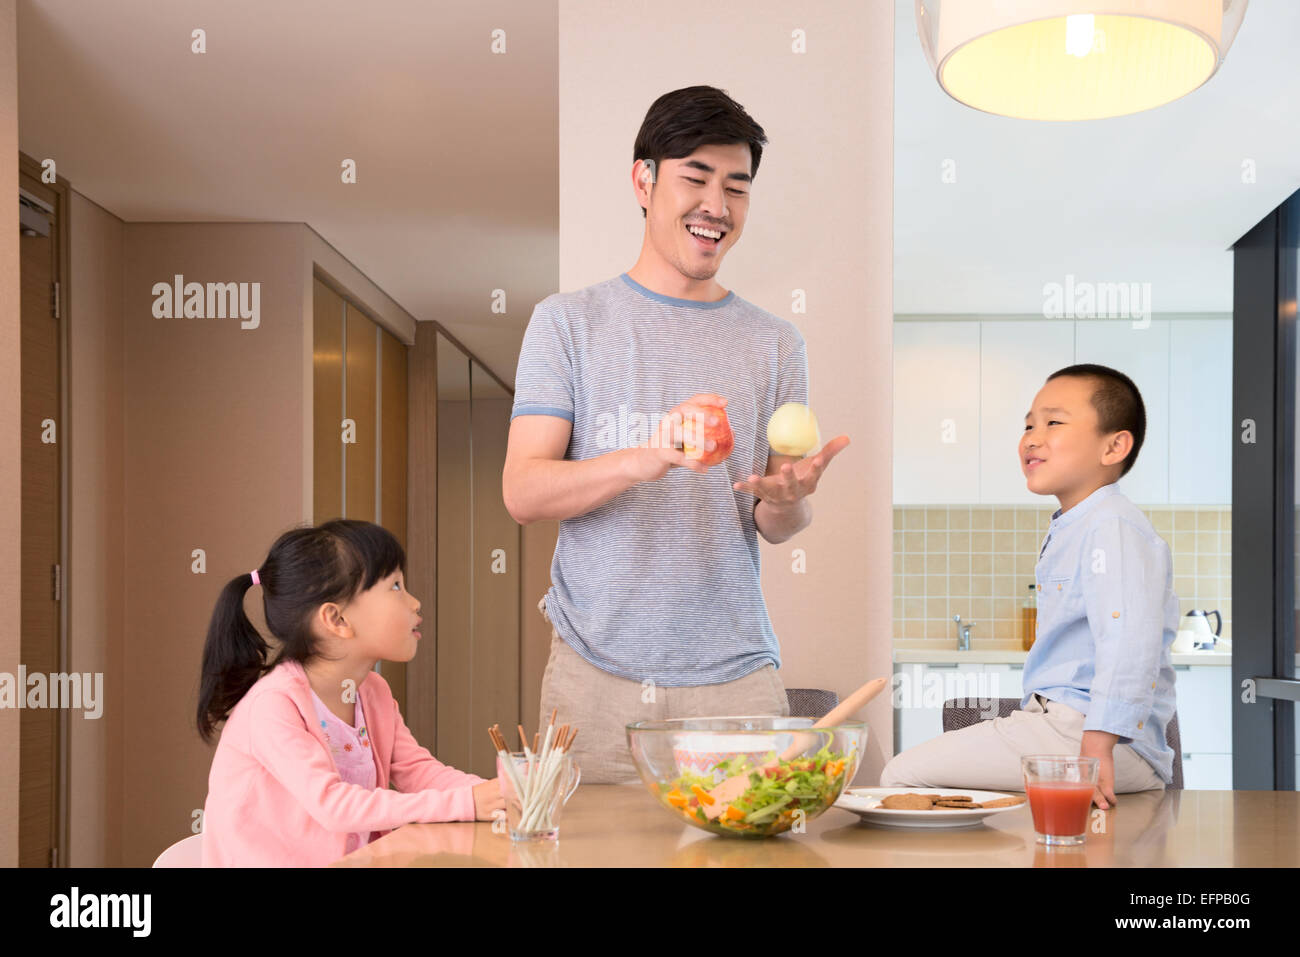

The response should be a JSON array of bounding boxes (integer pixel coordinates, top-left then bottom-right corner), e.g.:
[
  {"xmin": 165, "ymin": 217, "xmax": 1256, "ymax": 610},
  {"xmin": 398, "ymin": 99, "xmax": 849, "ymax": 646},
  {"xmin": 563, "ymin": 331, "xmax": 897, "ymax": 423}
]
[{"xmin": 333, "ymin": 783, "xmax": 1300, "ymax": 867}]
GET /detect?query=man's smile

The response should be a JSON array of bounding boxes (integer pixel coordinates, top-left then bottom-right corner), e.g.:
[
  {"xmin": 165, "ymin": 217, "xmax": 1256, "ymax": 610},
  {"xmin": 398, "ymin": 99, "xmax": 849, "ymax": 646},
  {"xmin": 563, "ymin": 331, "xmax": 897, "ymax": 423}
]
[{"xmin": 685, "ymin": 222, "xmax": 726, "ymax": 251}]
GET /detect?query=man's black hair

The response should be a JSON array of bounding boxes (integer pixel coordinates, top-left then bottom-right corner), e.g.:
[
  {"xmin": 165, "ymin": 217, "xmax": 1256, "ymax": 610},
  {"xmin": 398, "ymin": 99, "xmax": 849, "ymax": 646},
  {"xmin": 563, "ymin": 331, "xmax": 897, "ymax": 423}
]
[{"xmin": 633, "ymin": 85, "xmax": 768, "ymax": 219}]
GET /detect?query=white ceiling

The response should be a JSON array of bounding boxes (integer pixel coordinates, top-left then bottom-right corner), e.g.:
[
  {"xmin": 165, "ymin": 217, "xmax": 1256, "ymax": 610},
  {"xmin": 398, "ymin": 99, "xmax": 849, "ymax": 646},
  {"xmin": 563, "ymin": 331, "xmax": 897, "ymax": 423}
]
[
  {"xmin": 16, "ymin": 0, "xmax": 558, "ymax": 384},
  {"xmin": 893, "ymin": 0, "xmax": 1300, "ymax": 316},
  {"xmin": 19, "ymin": 1, "xmax": 1298, "ymax": 358}
]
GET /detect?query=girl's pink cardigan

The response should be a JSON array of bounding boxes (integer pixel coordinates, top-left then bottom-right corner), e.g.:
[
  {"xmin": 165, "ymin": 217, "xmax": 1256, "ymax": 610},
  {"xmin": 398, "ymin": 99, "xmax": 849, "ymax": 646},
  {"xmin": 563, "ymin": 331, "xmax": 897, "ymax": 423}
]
[{"xmin": 201, "ymin": 657, "xmax": 487, "ymax": 866}]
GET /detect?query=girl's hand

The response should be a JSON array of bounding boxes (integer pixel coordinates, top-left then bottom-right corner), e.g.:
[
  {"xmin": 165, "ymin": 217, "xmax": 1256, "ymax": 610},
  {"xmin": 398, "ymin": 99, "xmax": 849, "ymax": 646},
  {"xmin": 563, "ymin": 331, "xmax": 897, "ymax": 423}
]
[{"xmin": 473, "ymin": 777, "xmax": 506, "ymax": 821}]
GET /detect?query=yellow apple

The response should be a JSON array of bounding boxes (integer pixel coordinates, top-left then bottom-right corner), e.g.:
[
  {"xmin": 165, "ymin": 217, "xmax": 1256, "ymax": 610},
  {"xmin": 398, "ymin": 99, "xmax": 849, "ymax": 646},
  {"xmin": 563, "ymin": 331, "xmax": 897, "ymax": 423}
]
[{"xmin": 766, "ymin": 403, "xmax": 820, "ymax": 456}]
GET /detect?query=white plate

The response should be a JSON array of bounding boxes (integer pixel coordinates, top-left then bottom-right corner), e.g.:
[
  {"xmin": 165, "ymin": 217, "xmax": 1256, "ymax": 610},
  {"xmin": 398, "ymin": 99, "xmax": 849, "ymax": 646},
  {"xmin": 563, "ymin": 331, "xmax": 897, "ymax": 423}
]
[{"xmin": 835, "ymin": 787, "xmax": 1025, "ymax": 829}]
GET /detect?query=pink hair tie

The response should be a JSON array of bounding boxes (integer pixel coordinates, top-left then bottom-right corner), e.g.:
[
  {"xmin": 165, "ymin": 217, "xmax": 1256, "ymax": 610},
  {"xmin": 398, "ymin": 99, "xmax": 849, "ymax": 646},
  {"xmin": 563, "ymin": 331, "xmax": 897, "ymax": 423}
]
[{"xmin": 250, "ymin": 569, "xmax": 261, "ymax": 586}]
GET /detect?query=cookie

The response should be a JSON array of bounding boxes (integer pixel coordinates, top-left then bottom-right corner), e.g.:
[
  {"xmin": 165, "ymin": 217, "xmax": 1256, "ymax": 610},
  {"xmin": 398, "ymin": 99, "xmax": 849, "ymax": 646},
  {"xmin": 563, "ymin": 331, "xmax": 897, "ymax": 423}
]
[
  {"xmin": 881, "ymin": 793, "xmax": 937, "ymax": 810},
  {"xmin": 937, "ymin": 795, "xmax": 973, "ymax": 802},
  {"xmin": 934, "ymin": 800, "xmax": 977, "ymax": 809},
  {"xmin": 977, "ymin": 796, "xmax": 1025, "ymax": 808}
]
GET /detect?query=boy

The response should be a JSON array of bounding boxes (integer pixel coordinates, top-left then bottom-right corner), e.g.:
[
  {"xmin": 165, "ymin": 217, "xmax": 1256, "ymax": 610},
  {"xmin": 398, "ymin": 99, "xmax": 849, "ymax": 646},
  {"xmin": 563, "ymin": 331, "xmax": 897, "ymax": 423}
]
[{"xmin": 880, "ymin": 364, "xmax": 1178, "ymax": 808}]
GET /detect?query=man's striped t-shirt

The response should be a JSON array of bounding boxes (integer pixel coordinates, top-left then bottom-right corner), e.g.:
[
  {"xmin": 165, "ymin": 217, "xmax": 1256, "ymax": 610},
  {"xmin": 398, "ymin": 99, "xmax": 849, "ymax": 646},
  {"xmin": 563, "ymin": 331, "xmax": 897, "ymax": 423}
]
[{"xmin": 510, "ymin": 272, "xmax": 809, "ymax": 687}]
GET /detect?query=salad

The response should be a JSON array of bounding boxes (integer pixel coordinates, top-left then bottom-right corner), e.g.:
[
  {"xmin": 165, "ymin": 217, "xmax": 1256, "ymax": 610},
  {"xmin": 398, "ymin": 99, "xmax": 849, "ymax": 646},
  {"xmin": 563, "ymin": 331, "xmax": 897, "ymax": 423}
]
[{"xmin": 658, "ymin": 737, "xmax": 854, "ymax": 837}]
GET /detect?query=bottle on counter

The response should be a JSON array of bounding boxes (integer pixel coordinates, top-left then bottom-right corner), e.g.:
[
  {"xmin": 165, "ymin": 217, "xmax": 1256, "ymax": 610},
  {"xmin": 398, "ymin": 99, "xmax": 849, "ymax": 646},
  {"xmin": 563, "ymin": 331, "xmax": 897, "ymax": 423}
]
[{"xmin": 1021, "ymin": 583, "xmax": 1038, "ymax": 651}]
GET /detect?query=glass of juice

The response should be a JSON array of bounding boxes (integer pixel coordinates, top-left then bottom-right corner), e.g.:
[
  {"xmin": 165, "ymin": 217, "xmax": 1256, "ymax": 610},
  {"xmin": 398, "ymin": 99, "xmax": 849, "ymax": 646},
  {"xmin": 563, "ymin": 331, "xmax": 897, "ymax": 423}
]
[{"xmin": 1021, "ymin": 755, "xmax": 1098, "ymax": 846}]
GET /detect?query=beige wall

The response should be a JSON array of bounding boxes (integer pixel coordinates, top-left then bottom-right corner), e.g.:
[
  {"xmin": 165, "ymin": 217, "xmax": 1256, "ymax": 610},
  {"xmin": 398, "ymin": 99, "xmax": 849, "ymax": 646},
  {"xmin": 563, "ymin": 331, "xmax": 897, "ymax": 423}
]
[
  {"xmin": 120, "ymin": 223, "xmax": 308, "ymax": 865},
  {"xmin": 67, "ymin": 190, "xmax": 126, "ymax": 866},
  {"xmin": 554, "ymin": 1, "xmax": 895, "ymax": 780},
  {"xmin": 59, "ymin": 216, "xmax": 418, "ymax": 865},
  {"xmin": 0, "ymin": 0, "xmax": 18, "ymax": 868}
]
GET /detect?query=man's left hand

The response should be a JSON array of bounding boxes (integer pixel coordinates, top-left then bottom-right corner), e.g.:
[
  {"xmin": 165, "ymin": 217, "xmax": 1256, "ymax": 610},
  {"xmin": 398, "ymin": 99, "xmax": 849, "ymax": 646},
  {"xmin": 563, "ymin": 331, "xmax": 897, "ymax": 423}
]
[{"xmin": 732, "ymin": 435, "xmax": 850, "ymax": 505}]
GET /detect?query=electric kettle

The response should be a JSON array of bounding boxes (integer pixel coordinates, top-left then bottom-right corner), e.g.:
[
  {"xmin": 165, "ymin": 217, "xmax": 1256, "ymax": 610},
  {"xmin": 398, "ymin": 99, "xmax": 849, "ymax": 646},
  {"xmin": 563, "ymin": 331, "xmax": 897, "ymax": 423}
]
[{"xmin": 1172, "ymin": 609, "xmax": 1223, "ymax": 652}]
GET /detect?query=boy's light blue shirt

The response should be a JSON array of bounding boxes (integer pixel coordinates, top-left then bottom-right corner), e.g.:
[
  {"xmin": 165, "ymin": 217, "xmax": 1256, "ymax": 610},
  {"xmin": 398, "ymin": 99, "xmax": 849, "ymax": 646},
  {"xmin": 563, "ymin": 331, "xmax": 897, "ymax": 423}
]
[{"xmin": 1021, "ymin": 482, "xmax": 1179, "ymax": 784}]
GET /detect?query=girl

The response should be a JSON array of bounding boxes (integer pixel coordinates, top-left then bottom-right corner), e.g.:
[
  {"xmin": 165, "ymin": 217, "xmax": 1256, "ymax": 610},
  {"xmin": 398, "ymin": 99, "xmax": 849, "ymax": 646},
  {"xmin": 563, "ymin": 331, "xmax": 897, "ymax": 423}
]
[{"xmin": 197, "ymin": 518, "xmax": 504, "ymax": 866}]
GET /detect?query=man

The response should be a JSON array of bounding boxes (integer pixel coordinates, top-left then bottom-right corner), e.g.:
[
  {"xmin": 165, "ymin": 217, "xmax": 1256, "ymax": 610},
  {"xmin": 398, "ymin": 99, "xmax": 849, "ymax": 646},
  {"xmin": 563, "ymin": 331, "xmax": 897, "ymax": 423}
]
[{"xmin": 503, "ymin": 86, "xmax": 849, "ymax": 783}]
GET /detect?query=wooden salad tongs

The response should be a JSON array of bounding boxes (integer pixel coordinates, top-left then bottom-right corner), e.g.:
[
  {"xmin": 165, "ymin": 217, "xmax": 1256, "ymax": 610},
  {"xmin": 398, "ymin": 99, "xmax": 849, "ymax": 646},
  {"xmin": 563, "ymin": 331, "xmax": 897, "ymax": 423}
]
[{"xmin": 702, "ymin": 676, "xmax": 889, "ymax": 820}]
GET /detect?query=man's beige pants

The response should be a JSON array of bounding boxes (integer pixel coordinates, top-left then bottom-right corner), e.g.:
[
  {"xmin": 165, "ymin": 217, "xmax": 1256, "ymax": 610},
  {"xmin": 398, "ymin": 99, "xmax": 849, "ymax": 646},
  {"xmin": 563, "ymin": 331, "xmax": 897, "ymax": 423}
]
[
  {"xmin": 536, "ymin": 595, "xmax": 791, "ymax": 784},
  {"xmin": 879, "ymin": 693, "xmax": 1166, "ymax": 793}
]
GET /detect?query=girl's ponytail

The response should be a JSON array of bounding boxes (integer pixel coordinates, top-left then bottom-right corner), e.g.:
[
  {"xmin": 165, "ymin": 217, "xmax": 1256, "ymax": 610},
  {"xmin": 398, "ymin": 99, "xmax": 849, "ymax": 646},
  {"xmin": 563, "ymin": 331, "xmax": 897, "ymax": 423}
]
[{"xmin": 197, "ymin": 570, "xmax": 270, "ymax": 744}]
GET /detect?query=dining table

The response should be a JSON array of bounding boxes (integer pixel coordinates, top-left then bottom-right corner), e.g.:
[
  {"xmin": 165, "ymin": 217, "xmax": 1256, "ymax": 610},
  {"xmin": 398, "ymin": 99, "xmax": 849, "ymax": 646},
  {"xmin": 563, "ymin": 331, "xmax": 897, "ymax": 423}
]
[{"xmin": 332, "ymin": 781, "xmax": 1300, "ymax": 867}]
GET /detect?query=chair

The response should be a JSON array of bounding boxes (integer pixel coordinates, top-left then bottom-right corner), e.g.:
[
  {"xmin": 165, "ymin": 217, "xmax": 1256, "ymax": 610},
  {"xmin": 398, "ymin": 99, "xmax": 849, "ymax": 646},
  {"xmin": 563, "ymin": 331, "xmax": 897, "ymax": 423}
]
[
  {"xmin": 786, "ymin": 688, "xmax": 839, "ymax": 720},
  {"xmin": 941, "ymin": 697, "xmax": 1183, "ymax": 790},
  {"xmin": 153, "ymin": 833, "xmax": 203, "ymax": 867}
]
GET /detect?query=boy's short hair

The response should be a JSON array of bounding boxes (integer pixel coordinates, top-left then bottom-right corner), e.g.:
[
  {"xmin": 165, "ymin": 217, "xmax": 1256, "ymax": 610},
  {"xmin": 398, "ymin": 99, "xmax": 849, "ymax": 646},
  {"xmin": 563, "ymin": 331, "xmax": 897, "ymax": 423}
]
[{"xmin": 1046, "ymin": 363, "xmax": 1146, "ymax": 477}]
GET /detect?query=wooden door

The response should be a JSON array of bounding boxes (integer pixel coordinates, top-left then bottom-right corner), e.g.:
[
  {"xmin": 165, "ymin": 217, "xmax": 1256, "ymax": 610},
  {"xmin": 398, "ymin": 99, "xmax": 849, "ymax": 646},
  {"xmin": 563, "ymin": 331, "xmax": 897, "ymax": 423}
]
[
  {"xmin": 19, "ymin": 165, "xmax": 64, "ymax": 867},
  {"xmin": 311, "ymin": 279, "xmax": 409, "ymax": 712}
]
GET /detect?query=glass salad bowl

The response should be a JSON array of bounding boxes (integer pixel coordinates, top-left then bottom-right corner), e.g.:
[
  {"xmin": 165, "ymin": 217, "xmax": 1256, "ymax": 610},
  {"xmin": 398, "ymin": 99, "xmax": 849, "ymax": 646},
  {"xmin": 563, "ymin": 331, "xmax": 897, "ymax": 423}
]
[{"xmin": 626, "ymin": 716, "xmax": 867, "ymax": 838}]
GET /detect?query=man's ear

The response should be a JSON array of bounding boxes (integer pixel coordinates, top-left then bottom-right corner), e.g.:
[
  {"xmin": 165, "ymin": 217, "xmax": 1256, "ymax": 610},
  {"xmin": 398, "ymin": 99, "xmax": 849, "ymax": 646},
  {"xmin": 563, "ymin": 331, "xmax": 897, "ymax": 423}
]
[
  {"xmin": 640, "ymin": 158, "xmax": 656, "ymax": 186},
  {"xmin": 634, "ymin": 158, "xmax": 657, "ymax": 215},
  {"xmin": 1101, "ymin": 430, "xmax": 1134, "ymax": 469}
]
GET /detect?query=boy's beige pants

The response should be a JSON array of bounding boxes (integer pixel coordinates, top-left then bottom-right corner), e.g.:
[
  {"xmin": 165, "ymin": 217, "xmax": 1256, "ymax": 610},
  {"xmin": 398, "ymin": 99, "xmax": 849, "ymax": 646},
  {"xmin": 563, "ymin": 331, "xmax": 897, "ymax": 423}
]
[
  {"xmin": 536, "ymin": 595, "xmax": 791, "ymax": 784},
  {"xmin": 879, "ymin": 693, "xmax": 1166, "ymax": 793}
]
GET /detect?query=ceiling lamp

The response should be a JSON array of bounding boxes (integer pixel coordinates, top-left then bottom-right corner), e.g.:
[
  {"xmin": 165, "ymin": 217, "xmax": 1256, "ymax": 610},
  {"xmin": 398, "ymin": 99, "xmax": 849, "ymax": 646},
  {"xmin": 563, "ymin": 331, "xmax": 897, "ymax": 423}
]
[{"xmin": 915, "ymin": 0, "xmax": 1250, "ymax": 121}]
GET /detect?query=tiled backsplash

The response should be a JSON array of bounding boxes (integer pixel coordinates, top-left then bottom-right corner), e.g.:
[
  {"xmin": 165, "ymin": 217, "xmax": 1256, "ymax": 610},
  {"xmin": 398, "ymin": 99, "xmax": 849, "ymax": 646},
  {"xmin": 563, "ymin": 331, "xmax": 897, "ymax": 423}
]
[{"xmin": 893, "ymin": 506, "xmax": 1231, "ymax": 648}]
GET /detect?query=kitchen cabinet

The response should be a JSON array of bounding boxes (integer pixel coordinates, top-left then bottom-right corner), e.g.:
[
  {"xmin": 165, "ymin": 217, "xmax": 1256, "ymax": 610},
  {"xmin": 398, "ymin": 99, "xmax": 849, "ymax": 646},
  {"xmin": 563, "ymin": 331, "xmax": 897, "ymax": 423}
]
[
  {"xmin": 894, "ymin": 662, "xmax": 1006, "ymax": 752},
  {"xmin": 1168, "ymin": 319, "xmax": 1232, "ymax": 504},
  {"xmin": 894, "ymin": 316, "xmax": 1232, "ymax": 505},
  {"xmin": 893, "ymin": 322, "xmax": 981, "ymax": 504},
  {"xmin": 982, "ymin": 662, "xmax": 1025, "ymax": 702},
  {"xmin": 1172, "ymin": 664, "xmax": 1230, "ymax": 754},
  {"xmin": 1074, "ymin": 320, "xmax": 1170, "ymax": 505},
  {"xmin": 979, "ymin": 321, "xmax": 1075, "ymax": 504},
  {"xmin": 1172, "ymin": 664, "xmax": 1232, "ymax": 790}
]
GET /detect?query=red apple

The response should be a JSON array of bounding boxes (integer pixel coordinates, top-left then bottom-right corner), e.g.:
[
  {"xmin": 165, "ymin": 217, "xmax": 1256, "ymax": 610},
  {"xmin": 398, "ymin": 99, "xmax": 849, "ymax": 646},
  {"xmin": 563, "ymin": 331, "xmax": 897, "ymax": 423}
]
[{"xmin": 680, "ymin": 402, "xmax": 734, "ymax": 467}]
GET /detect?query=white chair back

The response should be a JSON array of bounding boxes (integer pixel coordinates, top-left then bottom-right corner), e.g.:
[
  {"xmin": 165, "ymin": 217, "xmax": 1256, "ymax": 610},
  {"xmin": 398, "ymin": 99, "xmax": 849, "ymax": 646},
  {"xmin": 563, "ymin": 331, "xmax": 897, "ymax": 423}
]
[{"xmin": 153, "ymin": 833, "xmax": 203, "ymax": 867}]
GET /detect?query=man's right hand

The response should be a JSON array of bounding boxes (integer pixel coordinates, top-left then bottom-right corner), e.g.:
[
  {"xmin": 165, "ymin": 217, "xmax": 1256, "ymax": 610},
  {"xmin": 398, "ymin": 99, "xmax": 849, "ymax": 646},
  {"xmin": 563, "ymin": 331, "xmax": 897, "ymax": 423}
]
[{"xmin": 626, "ymin": 393, "xmax": 728, "ymax": 483}]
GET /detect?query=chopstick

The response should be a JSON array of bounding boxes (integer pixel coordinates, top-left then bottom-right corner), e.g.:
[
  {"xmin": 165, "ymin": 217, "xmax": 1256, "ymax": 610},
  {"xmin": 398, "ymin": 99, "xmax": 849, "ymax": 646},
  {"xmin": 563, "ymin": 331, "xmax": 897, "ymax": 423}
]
[
  {"xmin": 486, "ymin": 711, "xmax": 579, "ymax": 833},
  {"xmin": 487, "ymin": 725, "xmax": 528, "ymax": 806}
]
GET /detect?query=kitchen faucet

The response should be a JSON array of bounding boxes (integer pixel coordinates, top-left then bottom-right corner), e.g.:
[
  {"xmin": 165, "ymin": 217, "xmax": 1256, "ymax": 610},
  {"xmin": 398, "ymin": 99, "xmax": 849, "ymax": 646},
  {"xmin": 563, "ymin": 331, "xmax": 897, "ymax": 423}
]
[{"xmin": 953, "ymin": 614, "xmax": 976, "ymax": 651}]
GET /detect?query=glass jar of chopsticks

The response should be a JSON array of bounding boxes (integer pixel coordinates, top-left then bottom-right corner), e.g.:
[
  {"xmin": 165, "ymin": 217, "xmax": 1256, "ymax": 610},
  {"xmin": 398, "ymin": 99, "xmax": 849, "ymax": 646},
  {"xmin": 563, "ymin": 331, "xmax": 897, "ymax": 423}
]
[{"xmin": 489, "ymin": 722, "xmax": 581, "ymax": 842}]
